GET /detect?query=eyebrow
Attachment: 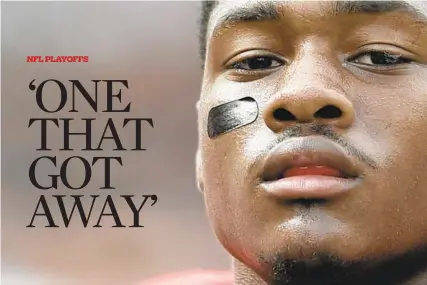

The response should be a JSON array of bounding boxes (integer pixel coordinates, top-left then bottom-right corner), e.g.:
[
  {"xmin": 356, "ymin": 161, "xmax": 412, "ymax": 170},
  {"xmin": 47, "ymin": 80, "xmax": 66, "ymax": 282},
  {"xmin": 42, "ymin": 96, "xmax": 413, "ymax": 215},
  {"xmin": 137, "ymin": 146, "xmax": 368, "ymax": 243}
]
[
  {"xmin": 334, "ymin": 1, "xmax": 426, "ymax": 17},
  {"xmin": 211, "ymin": 1, "xmax": 427, "ymax": 37}
]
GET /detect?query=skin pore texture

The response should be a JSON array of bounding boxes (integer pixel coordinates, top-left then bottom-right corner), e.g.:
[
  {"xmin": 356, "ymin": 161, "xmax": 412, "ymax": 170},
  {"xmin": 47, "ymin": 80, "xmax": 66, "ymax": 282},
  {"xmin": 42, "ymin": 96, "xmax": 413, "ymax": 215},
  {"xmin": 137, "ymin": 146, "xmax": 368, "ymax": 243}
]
[{"xmin": 196, "ymin": 1, "xmax": 427, "ymax": 285}]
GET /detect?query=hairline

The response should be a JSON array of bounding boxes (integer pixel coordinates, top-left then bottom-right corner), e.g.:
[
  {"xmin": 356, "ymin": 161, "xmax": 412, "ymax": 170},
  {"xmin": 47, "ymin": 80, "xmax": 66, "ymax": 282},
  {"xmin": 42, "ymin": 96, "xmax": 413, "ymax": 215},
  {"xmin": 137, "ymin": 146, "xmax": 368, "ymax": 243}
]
[{"xmin": 199, "ymin": 1, "xmax": 427, "ymax": 63}]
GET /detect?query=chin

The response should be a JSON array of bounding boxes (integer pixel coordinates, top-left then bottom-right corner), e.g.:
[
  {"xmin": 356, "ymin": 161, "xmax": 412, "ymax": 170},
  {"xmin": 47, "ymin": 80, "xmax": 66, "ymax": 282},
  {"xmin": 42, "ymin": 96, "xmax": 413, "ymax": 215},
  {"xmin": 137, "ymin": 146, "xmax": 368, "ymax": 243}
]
[
  {"xmin": 260, "ymin": 233, "xmax": 366, "ymax": 263},
  {"xmin": 245, "ymin": 229, "xmax": 427, "ymax": 285},
  {"xmin": 252, "ymin": 212, "xmax": 376, "ymax": 262}
]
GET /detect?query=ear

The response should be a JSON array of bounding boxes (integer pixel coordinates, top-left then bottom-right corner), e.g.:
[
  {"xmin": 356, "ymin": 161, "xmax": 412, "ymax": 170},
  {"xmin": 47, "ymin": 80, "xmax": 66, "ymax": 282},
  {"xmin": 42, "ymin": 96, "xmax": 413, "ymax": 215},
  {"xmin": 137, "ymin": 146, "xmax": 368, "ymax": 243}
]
[{"xmin": 195, "ymin": 148, "xmax": 205, "ymax": 193}]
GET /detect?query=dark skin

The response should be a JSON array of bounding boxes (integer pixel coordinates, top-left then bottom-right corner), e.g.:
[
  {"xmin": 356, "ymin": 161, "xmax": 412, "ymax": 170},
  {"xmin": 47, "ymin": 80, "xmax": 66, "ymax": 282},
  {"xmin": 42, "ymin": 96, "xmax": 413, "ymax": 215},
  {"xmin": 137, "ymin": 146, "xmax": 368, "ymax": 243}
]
[{"xmin": 196, "ymin": 1, "xmax": 427, "ymax": 284}]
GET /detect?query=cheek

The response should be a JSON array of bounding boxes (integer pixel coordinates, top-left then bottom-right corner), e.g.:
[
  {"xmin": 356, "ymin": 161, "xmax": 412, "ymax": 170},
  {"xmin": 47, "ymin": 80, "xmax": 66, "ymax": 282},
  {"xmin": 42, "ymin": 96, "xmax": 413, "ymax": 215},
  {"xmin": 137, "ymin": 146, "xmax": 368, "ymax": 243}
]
[
  {"xmin": 200, "ymin": 139, "xmax": 242, "ymax": 254},
  {"xmin": 352, "ymin": 84, "xmax": 427, "ymax": 246},
  {"xmin": 200, "ymin": 131, "xmax": 260, "ymax": 234},
  {"xmin": 201, "ymin": 135, "xmax": 247, "ymax": 210},
  {"xmin": 200, "ymin": 137, "xmax": 269, "ymax": 268},
  {"xmin": 353, "ymin": 80, "xmax": 427, "ymax": 169}
]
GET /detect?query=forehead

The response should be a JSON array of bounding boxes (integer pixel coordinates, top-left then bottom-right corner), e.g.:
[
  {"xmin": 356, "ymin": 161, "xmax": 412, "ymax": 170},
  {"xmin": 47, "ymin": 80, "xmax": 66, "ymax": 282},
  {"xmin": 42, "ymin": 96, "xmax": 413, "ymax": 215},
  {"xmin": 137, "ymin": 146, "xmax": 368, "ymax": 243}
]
[{"xmin": 207, "ymin": 0, "xmax": 427, "ymax": 40}]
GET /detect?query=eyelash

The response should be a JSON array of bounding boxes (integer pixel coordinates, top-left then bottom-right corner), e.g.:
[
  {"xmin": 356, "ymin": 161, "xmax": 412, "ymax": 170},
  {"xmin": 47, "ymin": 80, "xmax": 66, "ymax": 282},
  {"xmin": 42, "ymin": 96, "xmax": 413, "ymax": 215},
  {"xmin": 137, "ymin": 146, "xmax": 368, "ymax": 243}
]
[
  {"xmin": 227, "ymin": 51, "xmax": 414, "ymax": 73},
  {"xmin": 227, "ymin": 56, "xmax": 285, "ymax": 72},
  {"xmin": 348, "ymin": 50, "xmax": 414, "ymax": 67}
]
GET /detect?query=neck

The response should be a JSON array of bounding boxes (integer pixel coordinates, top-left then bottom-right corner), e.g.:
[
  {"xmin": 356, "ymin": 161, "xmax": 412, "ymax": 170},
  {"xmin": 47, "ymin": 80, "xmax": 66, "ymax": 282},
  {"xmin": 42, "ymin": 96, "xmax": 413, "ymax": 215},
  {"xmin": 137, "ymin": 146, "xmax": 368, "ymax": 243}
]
[{"xmin": 232, "ymin": 252, "xmax": 427, "ymax": 285}]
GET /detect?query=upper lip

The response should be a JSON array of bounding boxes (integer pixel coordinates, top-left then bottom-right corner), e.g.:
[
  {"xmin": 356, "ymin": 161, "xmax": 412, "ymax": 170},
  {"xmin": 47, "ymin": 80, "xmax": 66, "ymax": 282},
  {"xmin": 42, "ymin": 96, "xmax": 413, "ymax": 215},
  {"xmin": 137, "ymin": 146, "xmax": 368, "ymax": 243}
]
[{"xmin": 261, "ymin": 136, "xmax": 360, "ymax": 182}]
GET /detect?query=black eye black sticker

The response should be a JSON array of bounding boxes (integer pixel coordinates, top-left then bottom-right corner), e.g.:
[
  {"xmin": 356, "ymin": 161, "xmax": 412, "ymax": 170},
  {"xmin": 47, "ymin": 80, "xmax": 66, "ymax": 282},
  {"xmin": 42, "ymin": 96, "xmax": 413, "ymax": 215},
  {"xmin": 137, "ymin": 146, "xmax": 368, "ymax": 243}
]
[{"xmin": 207, "ymin": 97, "xmax": 259, "ymax": 138}]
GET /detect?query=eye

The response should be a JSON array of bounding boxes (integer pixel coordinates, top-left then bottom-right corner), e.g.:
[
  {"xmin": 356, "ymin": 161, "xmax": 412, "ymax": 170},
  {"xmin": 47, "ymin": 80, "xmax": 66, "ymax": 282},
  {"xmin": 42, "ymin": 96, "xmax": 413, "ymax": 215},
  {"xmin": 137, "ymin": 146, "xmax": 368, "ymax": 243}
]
[
  {"xmin": 229, "ymin": 56, "xmax": 284, "ymax": 71},
  {"xmin": 350, "ymin": 51, "xmax": 413, "ymax": 66}
]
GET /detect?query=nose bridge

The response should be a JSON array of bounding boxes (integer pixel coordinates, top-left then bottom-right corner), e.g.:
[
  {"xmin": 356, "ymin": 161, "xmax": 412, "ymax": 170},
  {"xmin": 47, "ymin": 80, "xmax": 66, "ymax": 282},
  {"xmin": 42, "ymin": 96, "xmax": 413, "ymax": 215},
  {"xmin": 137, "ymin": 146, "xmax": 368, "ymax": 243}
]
[{"xmin": 287, "ymin": 44, "xmax": 338, "ymax": 91}]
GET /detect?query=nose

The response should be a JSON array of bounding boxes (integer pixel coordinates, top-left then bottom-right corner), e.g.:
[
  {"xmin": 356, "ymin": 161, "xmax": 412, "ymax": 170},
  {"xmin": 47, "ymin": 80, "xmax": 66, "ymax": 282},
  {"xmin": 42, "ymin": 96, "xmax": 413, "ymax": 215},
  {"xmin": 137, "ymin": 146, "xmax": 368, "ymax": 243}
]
[{"xmin": 263, "ymin": 87, "xmax": 355, "ymax": 132}]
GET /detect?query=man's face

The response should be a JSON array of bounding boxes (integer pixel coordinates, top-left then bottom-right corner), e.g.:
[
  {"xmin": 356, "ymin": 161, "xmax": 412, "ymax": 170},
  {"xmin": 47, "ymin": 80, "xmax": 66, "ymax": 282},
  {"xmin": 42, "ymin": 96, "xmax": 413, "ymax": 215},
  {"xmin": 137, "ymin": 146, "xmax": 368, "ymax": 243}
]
[{"xmin": 197, "ymin": 0, "xmax": 427, "ymax": 283}]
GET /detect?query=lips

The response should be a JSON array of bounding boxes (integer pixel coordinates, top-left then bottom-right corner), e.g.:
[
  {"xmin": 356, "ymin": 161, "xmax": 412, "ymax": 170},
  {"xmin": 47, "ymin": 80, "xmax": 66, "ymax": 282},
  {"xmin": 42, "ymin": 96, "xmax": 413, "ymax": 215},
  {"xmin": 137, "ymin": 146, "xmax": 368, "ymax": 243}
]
[{"xmin": 260, "ymin": 136, "xmax": 361, "ymax": 200}]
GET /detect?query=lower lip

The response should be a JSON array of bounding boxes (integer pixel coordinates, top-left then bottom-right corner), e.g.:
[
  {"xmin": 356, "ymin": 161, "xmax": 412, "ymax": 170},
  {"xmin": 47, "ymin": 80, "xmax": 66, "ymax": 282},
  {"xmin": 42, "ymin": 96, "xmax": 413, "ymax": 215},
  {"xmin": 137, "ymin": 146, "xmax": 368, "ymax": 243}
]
[{"xmin": 260, "ymin": 175, "xmax": 361, "ymax": 200}]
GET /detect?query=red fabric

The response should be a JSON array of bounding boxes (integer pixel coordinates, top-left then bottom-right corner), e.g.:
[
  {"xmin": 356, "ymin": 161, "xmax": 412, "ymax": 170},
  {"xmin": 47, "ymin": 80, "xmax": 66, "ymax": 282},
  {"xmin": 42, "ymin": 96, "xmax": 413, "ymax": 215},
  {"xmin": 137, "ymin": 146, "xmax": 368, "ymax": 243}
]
[{"xmin": 139, "ymin": 269, "xmax": 233, "ymax": 285}]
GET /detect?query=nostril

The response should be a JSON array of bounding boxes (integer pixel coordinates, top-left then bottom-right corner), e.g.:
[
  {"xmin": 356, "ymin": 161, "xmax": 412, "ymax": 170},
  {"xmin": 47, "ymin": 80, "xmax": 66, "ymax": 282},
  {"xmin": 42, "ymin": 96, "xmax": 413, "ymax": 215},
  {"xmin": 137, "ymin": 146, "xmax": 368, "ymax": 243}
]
[
  {"xmin": 273, "ymin": 108, "xmax": 296, "ymax": 121},
  {"xmin": 314, "ymin": 105, "xmax": 342, "ymax": 119}
]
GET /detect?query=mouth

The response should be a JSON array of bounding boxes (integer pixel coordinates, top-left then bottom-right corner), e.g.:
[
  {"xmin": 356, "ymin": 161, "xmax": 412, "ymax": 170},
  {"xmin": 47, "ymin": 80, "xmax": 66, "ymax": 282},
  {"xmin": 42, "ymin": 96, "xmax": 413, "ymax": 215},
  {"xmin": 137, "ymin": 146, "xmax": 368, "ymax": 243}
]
[
  {"xmin": 260, "ymin": 137, "xmax": 361, "ymax": 202},
  {"xmin": 265, "ymin": 165, "xmax": 356, "ymax": 181}
]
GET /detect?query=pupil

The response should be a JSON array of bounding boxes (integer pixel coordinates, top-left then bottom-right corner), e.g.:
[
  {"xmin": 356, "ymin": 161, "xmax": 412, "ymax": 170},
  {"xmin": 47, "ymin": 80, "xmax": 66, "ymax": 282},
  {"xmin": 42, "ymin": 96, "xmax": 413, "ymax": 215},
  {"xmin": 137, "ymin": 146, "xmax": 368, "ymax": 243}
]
[
  {"xmin": 371, "ymin": 52, "xmax": 409, "ymax": 65},
  {"xmin": 248, "ymin": 57, "xmax": 272, "ymax": 69}
]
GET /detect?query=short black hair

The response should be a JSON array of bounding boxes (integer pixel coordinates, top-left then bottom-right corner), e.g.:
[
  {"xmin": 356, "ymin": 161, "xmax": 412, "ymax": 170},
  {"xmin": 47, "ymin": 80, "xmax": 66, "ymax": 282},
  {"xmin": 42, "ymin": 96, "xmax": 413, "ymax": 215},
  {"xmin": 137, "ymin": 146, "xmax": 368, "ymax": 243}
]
[{"xmin": 199, "ymin": 1, "xmax": 217, "ymax": 63}]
